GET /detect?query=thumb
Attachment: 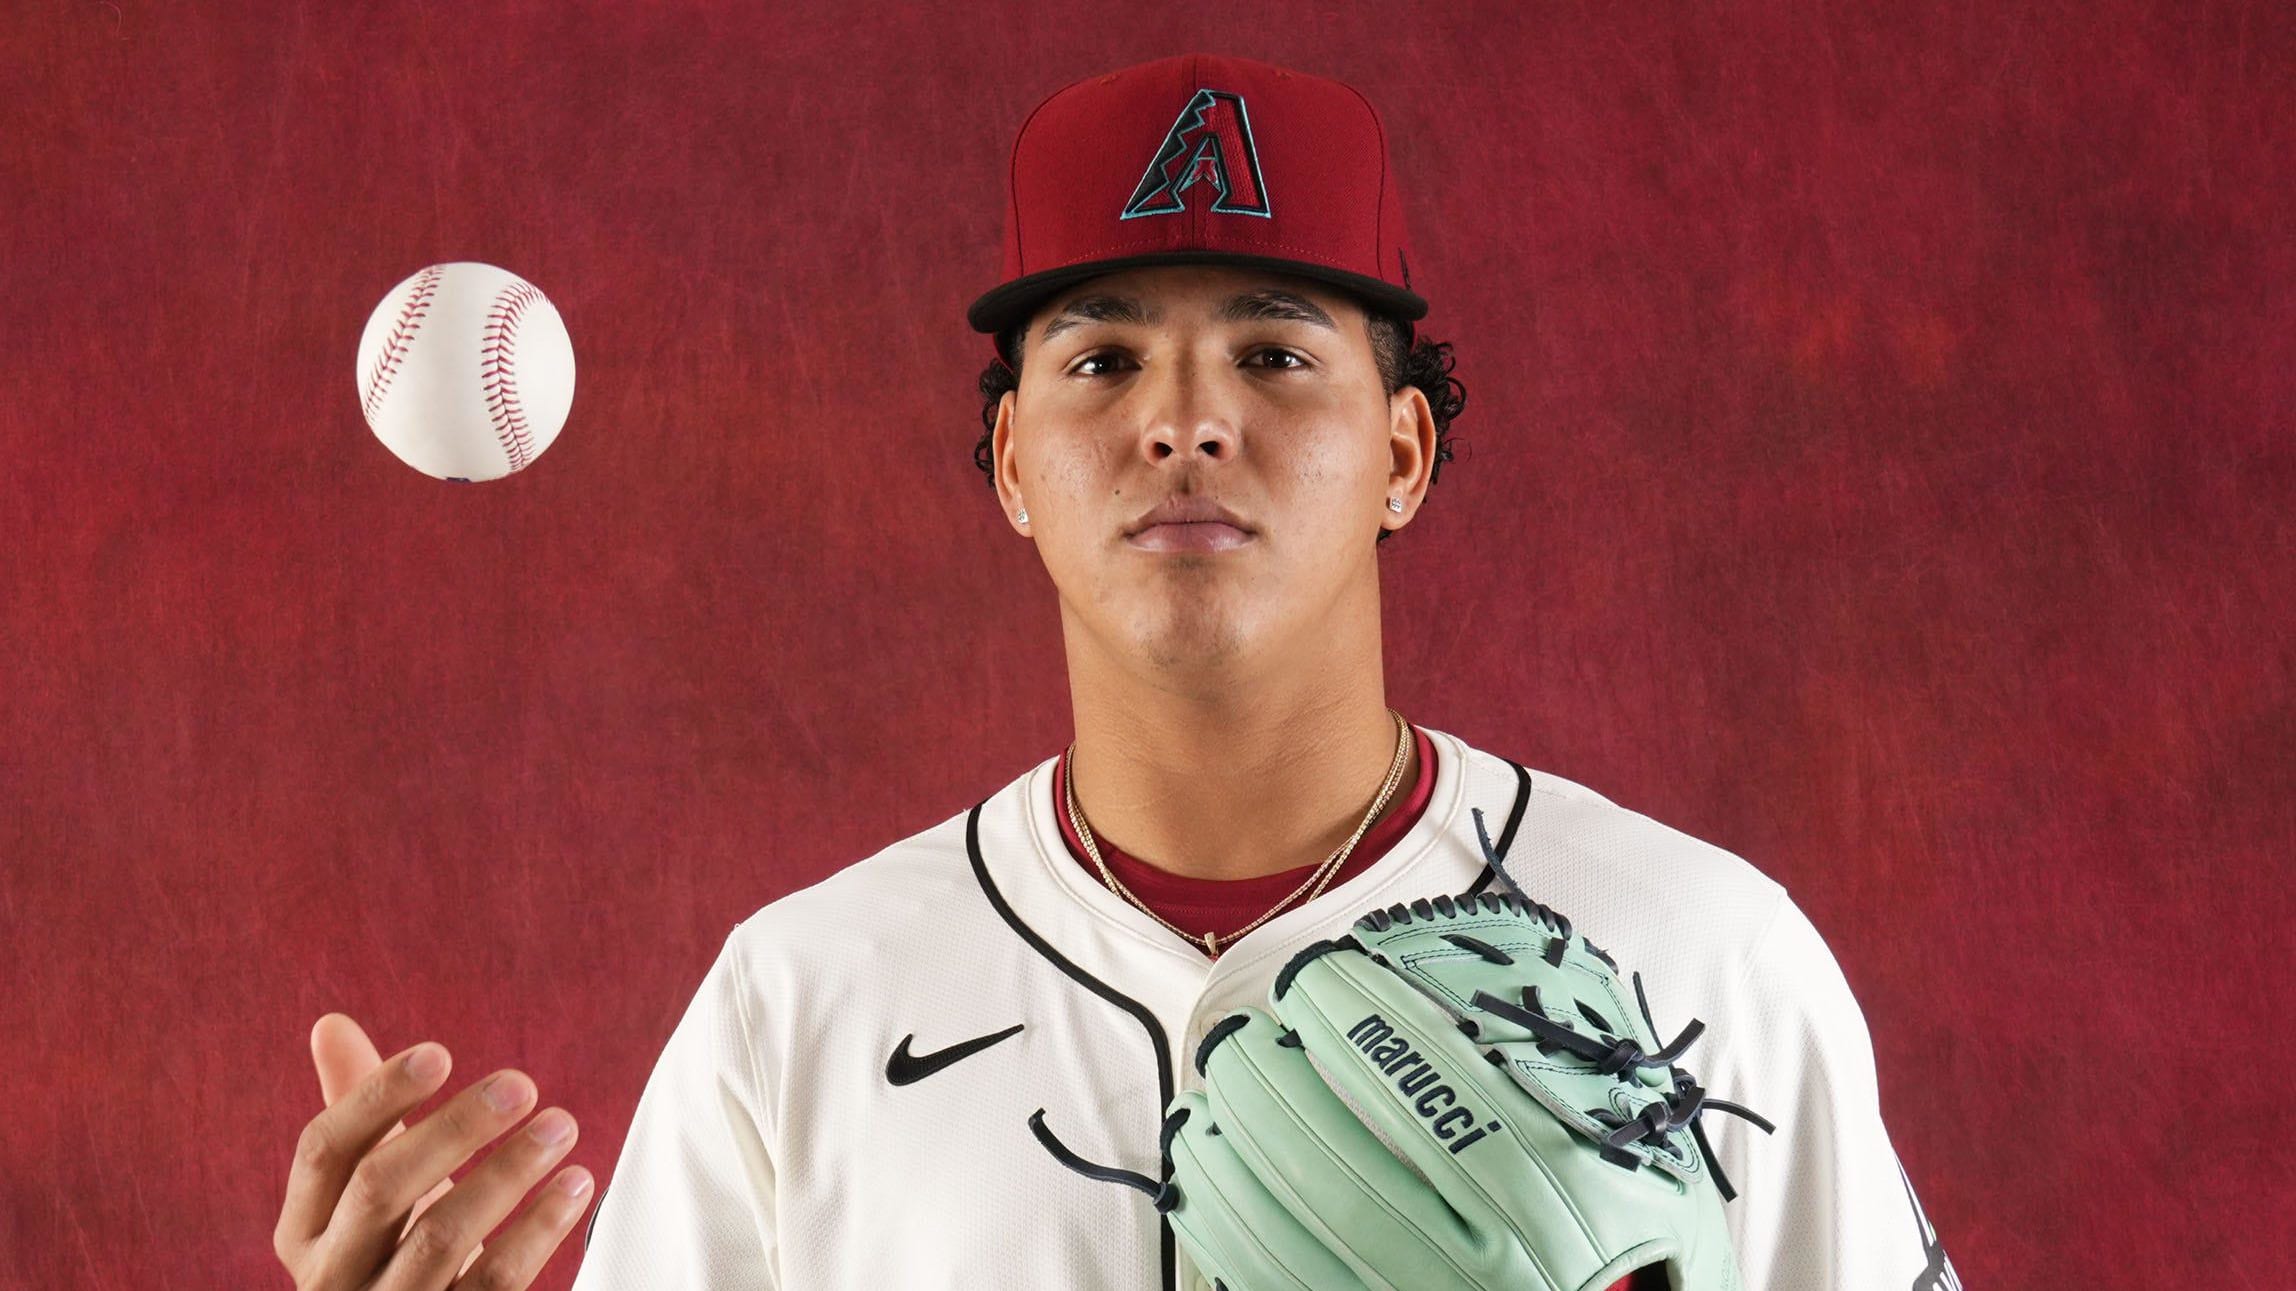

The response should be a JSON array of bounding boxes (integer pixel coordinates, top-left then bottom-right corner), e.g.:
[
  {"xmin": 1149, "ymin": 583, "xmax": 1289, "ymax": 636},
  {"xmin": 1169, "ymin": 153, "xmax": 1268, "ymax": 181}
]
[
  {"xmin": 310, "ymin": 1012, "xmax": 387, "ymax": 1110},
  {"xmin": 311, "ymin": 1013, "xmax": 465, "ymax": 1253}
]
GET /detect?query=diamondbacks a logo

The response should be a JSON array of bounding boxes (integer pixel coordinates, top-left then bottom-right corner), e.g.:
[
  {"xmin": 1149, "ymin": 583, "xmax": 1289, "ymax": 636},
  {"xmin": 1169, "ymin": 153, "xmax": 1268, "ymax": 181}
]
[
  {"xmin": 1347, "ymin": 1013, "xmax": 1503, "ymax": 1153},
  {"xmin": 1121, "ymin": 88, "xmax": 1272, "ymax": 221}
]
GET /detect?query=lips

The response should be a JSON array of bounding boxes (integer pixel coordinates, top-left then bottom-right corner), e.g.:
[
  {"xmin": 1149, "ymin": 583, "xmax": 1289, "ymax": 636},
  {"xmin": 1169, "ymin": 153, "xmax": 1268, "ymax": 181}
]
[
  {"xmin": 1124, "ymin": 495, "xmax": 1255, "ymax": 551},
  {"xmin": 1127, "ymin": 520, "xmax": 1254, "ymax": 552},
  {"xmin": 1125, "ymin": 498, "xmax": 1251, "ymax": 533}
]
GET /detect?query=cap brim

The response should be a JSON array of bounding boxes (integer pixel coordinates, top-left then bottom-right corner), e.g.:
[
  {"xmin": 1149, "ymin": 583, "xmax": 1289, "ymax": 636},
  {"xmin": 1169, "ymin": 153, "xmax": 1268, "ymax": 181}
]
[{"xmin": 966, "ymin": 251, "xmax": 1428, "ymax": 350}]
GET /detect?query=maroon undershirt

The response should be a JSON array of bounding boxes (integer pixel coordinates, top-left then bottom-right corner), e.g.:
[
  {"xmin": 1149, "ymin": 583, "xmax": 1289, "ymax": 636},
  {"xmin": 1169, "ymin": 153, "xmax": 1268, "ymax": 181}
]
[
  {"xmin": 1051, "ymin": 725, "xmax": 1654, "ymax": 1291},
  {"xmin": 1052, "ymin": 721, "xmax": 1439, "ymax": 959}
]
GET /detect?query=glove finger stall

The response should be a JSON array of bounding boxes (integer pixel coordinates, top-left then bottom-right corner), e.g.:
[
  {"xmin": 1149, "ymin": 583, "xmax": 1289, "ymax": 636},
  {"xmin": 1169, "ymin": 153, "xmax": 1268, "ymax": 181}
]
[
  {"xmin": 1269, "ymin": 944, "xmax": 1613, "ymax": 1288},
  {"xmin": 1163, "ymin": 1089, "xmax": 1362, "ymax": 1291},
  {"xmin": 1194, "ymin": 1005, "xmax": 1486, "ymax": 1288}
]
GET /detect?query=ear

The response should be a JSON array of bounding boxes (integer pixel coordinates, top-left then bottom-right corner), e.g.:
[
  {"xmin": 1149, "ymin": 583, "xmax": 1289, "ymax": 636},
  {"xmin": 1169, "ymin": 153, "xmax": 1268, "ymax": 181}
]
[
  {"xmin": 991, "ymin": 389, "xmax": 1030, "ymax": 535},
  {"xmin": 1383, "ymin": 383, "xmax": 1437, "ymax": 531}
]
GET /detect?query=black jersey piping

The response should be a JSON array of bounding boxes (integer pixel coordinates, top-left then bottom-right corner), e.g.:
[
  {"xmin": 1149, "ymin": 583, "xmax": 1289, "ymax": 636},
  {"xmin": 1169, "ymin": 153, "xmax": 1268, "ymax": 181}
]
[
  {"xmin": 965, "ymin": 799, "xmax": 1179, "ymax": 1291},
  {"xmin": 1462, "ymin": 755, "xmax": 1536, "ymax": 899}
]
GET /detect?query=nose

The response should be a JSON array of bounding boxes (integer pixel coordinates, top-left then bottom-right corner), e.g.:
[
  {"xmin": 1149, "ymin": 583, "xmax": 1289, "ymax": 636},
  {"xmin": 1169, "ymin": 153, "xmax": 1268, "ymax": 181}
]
[{"xmin": 1136, "ymin": 349, "xmax": 1239, "ymax": 466}]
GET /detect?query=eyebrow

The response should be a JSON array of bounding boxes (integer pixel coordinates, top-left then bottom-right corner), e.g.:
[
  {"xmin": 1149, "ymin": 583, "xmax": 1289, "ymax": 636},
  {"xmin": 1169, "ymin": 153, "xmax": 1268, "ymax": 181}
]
[{"xmin": 1036, "ymin": 289, "xmax": 1338, "ymax": 345}]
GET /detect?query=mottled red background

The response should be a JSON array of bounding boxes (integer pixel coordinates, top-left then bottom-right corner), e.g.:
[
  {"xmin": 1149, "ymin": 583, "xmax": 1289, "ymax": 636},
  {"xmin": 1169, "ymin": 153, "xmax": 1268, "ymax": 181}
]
[{"xmin": 3, "ymin": 1, "xmax": 2287, "ymax": 1285}]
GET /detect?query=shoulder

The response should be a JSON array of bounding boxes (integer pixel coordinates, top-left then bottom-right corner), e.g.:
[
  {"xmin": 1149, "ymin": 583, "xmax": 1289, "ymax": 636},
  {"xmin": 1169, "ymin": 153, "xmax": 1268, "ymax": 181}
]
[
  {"xmin": 1432, "ymin": 731, "xmax": 1889, "ymax": 1086},
  {"xmin": 717, "ymin": 753, "xmax": 1054, "ymax": 996},
  {"xmin": 722, "ymin": 802, "xmax": 977, "ymax": 983},
  {"xmin": 1442, "ymin": 738, "xmax": 1889, "ymax": 1133},
  {"xmin": 1442, "ymin": 733, "xmax": 1791, "ymax": 964}
]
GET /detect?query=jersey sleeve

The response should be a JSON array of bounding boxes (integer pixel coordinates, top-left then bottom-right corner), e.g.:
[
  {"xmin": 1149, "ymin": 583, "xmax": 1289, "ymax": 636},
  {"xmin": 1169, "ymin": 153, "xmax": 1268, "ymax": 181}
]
[
  {"xmin": 1715, "ymin": 896, "xmax": 1960, "ymax": 1291},
  {"xmin": 569, "ymin": 926, "xmax": 780, "ymax": 1290}
]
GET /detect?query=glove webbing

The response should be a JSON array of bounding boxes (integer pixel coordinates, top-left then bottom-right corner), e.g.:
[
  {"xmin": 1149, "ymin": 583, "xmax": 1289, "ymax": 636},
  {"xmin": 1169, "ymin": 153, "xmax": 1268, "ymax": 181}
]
[{"xmin": 1462, "ymin": 807, "xmax": 1780, "ymax": 1200}]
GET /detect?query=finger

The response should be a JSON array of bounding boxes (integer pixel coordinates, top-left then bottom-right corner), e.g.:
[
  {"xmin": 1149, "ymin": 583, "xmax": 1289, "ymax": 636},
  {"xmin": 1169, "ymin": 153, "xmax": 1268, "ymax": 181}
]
[
  {"xmin": 369, "ymin": 1105, "xmax": 577, "ymax": 1291},
  {"xmin": 277, "ymin": 1040, "xmax": 453, "ymax": 1255},
  {"xmin": 309, "ymin": 1015, "xmax": 442, "ymax": 1245},
  {"xmin": 445, "ymin": 1164, "xmax": 594, "ymax": 1291},
  {"xmin": 1269, "ymin": 950, "xmax": 1519, "ymax": 1214},
  {"xmin": 325, "ymin": 1067, "xmax": 538, "ymax": 1278},
  {"xmin": 1196, "ymin": 1006, "xmax": 1479, "ymax": 1284},
  {"xmin": 375, "ymin": 1108, "xmax": 589, "ymax": 1291},
  {"xmin": 1163, "ymin": 1090, "xmax": 1356, "ymax": 1291},
  {"xmin": 312, "ymin": 1013, "xmax": 386, "ymax": 1110},
  {"xmin": 407, "ymin": 1174, "xmax": 460, "ymax": 1249}
]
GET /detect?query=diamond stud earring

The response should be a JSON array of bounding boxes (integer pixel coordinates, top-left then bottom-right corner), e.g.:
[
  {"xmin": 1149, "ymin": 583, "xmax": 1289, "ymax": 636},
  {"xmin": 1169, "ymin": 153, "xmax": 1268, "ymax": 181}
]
[
  {"xmin": 1016, "ymin": 508, "xmax": 1029, "ymax": 524},
  {"xmin": 1386, "ymin": 497, "xmax": 1405, "ymax": 513}
]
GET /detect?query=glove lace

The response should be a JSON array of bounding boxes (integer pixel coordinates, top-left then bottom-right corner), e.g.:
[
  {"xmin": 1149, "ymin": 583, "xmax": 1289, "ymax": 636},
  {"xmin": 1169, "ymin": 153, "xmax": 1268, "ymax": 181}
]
[
  {"xmin": 1027, "ymin": 1105, "xmax": 1185, "ymax": 1212},
  {"xmin": 1448, "ymin": 805, "xmax": 1779, "ymax": 1200}
]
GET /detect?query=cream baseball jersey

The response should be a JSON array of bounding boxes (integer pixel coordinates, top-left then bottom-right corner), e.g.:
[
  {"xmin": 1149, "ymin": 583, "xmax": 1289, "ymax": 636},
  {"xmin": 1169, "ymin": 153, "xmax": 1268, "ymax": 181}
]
[{"xmin": 569, "ymin": 725, "xmax": 1957, "ymax": 1290}]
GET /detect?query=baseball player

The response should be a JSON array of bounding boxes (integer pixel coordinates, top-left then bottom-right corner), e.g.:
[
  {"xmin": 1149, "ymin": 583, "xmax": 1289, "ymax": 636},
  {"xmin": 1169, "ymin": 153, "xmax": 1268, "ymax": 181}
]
[{"xmin": 275, "ymin": 53, "xmax": 1955, "ymax": 1291}]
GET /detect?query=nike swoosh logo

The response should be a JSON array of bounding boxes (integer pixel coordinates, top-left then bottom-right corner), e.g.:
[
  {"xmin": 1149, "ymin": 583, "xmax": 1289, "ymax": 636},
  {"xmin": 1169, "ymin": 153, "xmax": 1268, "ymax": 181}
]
[{"xmin": 885, "ymin": 1022, "xmax": 1026, "ymax": 1086}]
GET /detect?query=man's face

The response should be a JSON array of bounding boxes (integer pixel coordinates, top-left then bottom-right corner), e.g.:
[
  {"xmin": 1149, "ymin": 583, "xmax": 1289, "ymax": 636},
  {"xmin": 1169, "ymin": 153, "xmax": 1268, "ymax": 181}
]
[{"xmin": 990, "ymin": 264, "xmax": 1433, "ymax": 680}]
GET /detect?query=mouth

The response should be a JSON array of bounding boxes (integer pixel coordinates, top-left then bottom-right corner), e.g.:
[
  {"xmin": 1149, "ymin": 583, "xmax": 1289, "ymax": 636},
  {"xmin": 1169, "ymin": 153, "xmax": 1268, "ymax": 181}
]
[{"xmin": 1125, "ymin": 521, "xmax": 1256, "ymax": 553}]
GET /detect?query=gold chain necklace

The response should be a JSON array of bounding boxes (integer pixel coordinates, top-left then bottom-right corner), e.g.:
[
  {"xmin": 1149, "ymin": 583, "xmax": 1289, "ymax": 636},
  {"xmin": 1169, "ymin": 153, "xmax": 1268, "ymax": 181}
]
[{"xmin": 1063, "ymin": 709, "xmax": 1413, "ymax": 958}]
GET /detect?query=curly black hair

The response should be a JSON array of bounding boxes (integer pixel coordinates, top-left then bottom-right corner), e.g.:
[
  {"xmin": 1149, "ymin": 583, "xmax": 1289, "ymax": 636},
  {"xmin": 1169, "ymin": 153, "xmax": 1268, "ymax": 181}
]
[{"xmin": 972, "ymin": 310, "xmax": 1465, "ymax": 544}]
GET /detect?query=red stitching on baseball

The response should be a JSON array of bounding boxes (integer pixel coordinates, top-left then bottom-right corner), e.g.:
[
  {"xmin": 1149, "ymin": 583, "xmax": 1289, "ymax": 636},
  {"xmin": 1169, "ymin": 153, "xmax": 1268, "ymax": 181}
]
[
  {"xmin": 481, "ymin": 281, "xmax": 544, "ymax": 472},
  {"xmin": 361, "ymin": 265, "xmax": 442, "ymax": 424}
]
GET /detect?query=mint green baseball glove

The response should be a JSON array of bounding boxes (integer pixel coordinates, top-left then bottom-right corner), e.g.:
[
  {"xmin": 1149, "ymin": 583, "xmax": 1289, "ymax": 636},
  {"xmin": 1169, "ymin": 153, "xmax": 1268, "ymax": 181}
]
[{"xmin": 1154, "ymin": 809, "xmax": 1773, "ymax": 1291}]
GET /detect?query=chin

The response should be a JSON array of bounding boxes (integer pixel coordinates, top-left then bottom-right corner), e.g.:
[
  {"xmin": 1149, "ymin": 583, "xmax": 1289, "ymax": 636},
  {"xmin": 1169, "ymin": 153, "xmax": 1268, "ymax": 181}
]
[{"xmin": 1125, "ymin": 594, "xmax": 1257, "ymax": 674}]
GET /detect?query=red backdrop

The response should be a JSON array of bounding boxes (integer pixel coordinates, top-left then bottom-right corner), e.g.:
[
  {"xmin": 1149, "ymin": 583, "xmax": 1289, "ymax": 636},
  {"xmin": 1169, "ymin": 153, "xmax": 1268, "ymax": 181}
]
[{"xmin": 3, "ymin": 2, "xmax": 2287, "ymax": 1285}]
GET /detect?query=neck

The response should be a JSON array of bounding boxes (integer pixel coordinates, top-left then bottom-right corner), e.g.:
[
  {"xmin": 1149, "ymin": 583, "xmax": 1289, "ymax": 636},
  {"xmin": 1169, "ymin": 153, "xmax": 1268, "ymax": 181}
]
[{"xmin": 1060, "ymin": 596, "xmax": 1414, "ymax": 883}]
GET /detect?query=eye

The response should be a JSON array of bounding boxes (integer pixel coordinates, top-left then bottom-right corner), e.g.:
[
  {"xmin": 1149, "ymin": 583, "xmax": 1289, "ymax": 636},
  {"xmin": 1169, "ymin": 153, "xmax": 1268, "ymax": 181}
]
[
  {"xmin": 1071, "ymin": 350, "xmax": 1130, "ymax": 378},
  {"xmin": 1066, "ymin": 346, "xmax": 1310, "ymax": 378}
]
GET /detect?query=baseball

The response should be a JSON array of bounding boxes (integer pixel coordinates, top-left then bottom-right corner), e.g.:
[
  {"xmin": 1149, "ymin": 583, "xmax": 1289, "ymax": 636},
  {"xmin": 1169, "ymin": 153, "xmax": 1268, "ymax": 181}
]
[{"xmin": 355, "ymin": 261, "xmax": 576, "ymax": 482}]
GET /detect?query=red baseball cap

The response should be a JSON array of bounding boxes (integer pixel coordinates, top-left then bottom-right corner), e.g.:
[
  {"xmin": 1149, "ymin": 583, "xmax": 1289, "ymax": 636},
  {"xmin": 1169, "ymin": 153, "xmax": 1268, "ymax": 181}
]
[{"xmin": 967, "ymin": 53, "xmax": 1427, "ymax": 363}]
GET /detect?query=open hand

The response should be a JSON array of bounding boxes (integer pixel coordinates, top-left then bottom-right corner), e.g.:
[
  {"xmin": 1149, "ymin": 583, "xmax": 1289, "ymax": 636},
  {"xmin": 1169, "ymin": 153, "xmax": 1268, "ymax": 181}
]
[{"xmin": 274, "ymin": 1013, "xmax": 594, "ymax": 1289}]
